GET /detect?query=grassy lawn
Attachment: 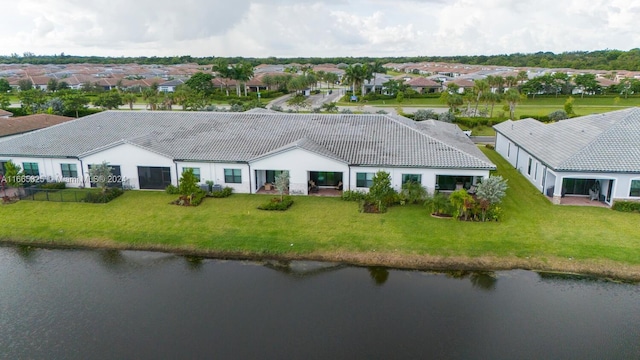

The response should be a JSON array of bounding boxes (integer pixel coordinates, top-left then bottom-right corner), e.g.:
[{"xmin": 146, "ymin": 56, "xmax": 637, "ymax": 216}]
[{"xmin": 1, "ymin": 148, "xmax": 639, "ymax": 276}]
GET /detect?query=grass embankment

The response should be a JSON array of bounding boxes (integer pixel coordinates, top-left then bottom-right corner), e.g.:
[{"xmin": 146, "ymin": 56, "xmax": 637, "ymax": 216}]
[{"xmin": 1, "ymin": 149, "xmax": 639, "ymax": 280}]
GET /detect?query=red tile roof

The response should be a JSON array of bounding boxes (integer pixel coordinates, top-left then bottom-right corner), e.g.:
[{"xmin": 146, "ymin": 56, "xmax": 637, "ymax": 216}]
[{"xmin": 0, "ymin": 114, "xmax": 75, "ymax": 137}]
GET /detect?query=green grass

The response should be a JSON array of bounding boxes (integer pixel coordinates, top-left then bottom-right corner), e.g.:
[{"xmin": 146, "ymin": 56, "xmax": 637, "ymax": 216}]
[{"xmin": 1, "ymin": 150, "xmax": 639, "ymax": 271}]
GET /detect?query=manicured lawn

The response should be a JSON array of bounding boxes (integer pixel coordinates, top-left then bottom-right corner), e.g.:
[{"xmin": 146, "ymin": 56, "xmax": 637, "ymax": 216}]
[{"xmin": 1, "ymin": 149, "xmax": 639, "ymax": 272}]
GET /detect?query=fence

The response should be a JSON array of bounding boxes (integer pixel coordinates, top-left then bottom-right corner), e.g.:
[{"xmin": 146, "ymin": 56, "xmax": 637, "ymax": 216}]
[{"xmin": 17, "ymin": 188, "xmax": 106, "ymax": 203}]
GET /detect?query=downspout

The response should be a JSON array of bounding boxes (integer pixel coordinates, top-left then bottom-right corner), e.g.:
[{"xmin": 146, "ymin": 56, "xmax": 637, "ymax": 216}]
[
  {"xmin": 79, "ymin": 158, "xmax": 86, "ymax": 188},
  {"xmin": 348, "ymin": 165, "xmax": 351, "ymax": 191},
  {"xmin": 248, "ymin": 163, "xmax": 253, "ymax": 194},
  {"xmin": 174, "ymin": 161, "xmax": 179, "ymax": 187}
]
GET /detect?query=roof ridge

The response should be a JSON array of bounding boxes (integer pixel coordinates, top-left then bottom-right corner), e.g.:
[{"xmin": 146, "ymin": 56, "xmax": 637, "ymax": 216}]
[
  {"xmin": 387, "ymin": 115, "xmax": 495, "ymax": 168},
  {"xmin": 556, "ymin": 107, "xmax": 638, "ymax": 169}
]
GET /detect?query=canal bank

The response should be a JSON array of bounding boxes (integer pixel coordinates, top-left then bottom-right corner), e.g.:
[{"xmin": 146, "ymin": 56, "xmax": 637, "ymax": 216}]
[{"xmin": 2, "ymin": 240, "xmax": 639, "ymax": 282}]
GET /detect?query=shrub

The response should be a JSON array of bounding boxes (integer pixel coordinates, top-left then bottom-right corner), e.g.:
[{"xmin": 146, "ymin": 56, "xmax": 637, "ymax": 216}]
[
  {"xmin": 270, "ymin": 105, "xmax": 284, "ymax": 112},
  {"xmin": 400, "ymin": 181, "xmax": 427, "ymax": 204},
  {"xmin": 548, "ymin": 110, "xmax": 568, "ymax": 121},
  {"xmin": 424, "ymin": 192, "xmax": 452, "ymax": 216},
  {"xmin": 438, "ymin": 112, "xmax": 455, "ymax": 123},
  {"xmin": 209, "ymin": 187, "xmax": 233, "ymax": 198},
  {"xmin": 190, "ymin": 191, "xmax": 207, "ymax": 206},
  {"xmin": 485, "ymin": 143, "xmax": 495, "ymax": 150},
  {"xmin": 341, "ymin": 190, "xmax": 367, "ymax": 201},
  {"xmin": 612, "ymin": 201, "xmax": 640, "ymax": 213},
  {"xmin": 178, "ymin": 168, "xmax": 199, "ymax": 196},
  {"xmin": 413, "ymin": 109, "xmax": 439, "ymax": 121},
  {"xmin": 258, "ymin": 196, "xmax": 294, "ymax": 211},
  {"xmin": 165, "ymin": 184, "xmax": 180, "ymax": 194},
  {"xmin": 84, "ymin": 188, "xmax": 123, "ymax": 203},
  {"xmin": 38, "ymin": 182, "xmax": 66, "ymax": 190}
]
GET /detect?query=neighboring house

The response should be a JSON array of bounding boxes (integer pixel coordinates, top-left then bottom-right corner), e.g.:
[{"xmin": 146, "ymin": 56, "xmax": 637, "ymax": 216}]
[
  {"xmin": 158, "ymin": 79, "xmax": 185, "ymax": 93},
  {"xmin": 405, "ymin": 77, "xmax": 441, "ymax": 94},
  {"xmin": 493, "ymin": 108, "xmax": 640, "ymax": 206},
  {"xmin": 0, "ymin": 109, "xmax": 13, "ymax": 119},
  {"xmin": 0, "ymin": 110, "xmax": 495, "ymax": 193},
  {"xmin": 0, "ymin": 114, "xmax": 74, "ymax": 138}
]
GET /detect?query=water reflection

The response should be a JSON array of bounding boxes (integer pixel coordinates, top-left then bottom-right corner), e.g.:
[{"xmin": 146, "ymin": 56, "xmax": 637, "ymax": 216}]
[
  {"xmin": 368, "ymin": 266, "xmax": 389, "ymax": 286},
  {"xmin": 14, "ymin": 244, "xmax": 37, "ymax": 263},
  {"xmin": 445, "ymin": 270, "xmax": 497, "ymax": 291},
  {"xmin": 184, "ymin": 256, "xmax": 205, "ymax": 271},
  {"xmin": 99, "ymin": 249, "xmax": 125, "ymax": 267},
  {"xmin": 263, "ymin": 260, "xmax": 346, "ymax": 278}
]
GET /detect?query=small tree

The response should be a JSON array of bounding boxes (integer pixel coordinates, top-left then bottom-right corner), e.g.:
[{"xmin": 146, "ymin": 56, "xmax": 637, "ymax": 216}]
[
  {"xmin": 449, "ymin": 189, "xmax": 474, "ymax": 220},
  {"xmin": 369, "ymin": 171, "xmax": 397, "ymax": 207},
  {"xmin": 274, "ymin": 171, "xmax": 290, "ymax": 201},
  {"xmin": 476, "ymin": 176, "xmax": 508, "ymax": 221},
  {"xmin": 89, "ymin": 161, "xmax": 113, "ymax": 193},
  {"xmin": 286, "ymin": 95, "xmax": 310, "ymax": 112},
  {"xmin": 563, "ymin": 96, "xmax": 575, "ymax": 116},
  {"xmin": 3, "ymin": 160, "xmax": 23, "ymax": 187},
  {"xmin": 179, "ymin": 168, "xmax": 199, "ymax": 196}
]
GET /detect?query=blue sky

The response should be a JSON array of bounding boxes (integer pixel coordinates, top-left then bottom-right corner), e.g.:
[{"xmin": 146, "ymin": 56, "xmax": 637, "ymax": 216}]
[{"xmin": 3, "ymin": 0, "xmax": 638, "ymax": 57}]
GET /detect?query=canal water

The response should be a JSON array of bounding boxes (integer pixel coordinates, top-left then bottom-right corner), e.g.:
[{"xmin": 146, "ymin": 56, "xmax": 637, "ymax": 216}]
[{"xmin": 0, "ymin": 245, "xmax": 638, "ymax": 359}]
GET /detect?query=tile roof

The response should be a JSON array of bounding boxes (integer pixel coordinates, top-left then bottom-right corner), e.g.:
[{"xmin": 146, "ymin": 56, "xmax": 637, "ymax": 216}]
[
  {"xmin": 493, "ymin": 108, "xmax": 640, "ymax": 172},
  {"xmin": 0, "ymin": 111, "xmax": 495, "ymax": 170},
  {"xmin": 0, "ymin": 109, "xmax": 13, "ymax": 117},
  {"xmin": 0, "ymin": 114, "xmax": 74, "ymax": 137}
]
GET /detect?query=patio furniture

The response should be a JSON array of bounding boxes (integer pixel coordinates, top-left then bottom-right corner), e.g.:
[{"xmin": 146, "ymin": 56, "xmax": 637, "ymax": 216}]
[{"xmin": 264, "ymin": 183, "xmax": 272, "ymax": 191}]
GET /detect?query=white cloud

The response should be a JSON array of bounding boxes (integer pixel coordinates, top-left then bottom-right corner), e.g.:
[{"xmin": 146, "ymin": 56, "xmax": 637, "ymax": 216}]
[{"xmin": 1, "ymin": 0, "xmax": 639, "ymax": 57}]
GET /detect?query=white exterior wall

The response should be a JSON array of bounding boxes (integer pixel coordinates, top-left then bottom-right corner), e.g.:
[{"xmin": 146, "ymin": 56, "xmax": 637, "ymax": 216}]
[
  {"xmin": 81, "ymin": 144, "xmax": 175, "ymax": 190},
  {"xmin": 0, "ymin": 156, "xmax": 86, "ymax": 187},
  {"xmin": 350, "ymin": 166, "xmax": 490, "ymax": 194},
  {"xmin": 250, "ymin": 148, "xmax": 349, "ymax": 195},
  {"xmin": 211, "ymin": 163, "xmax": 250, "ymax": 193}
]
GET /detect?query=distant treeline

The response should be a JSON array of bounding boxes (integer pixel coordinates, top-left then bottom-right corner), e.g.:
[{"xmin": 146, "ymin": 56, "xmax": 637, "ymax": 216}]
[{"xmin": 3, "ymin": 49, "xmax": 640, "ymax": 71}]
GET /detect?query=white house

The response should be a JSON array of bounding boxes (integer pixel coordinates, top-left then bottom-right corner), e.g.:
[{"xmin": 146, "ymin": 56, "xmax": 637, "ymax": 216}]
[
  {"xmin": 0, "ymin": 109, "xmax": 495, "ymax": 194},
  {"xmin": 493, "ymin": 108, "xmax": 640, "ymax": 206}
]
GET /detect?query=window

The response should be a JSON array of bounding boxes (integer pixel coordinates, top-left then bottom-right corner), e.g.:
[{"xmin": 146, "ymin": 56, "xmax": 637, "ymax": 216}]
[
  {"xmin": 23, "ymin": 162, "xmax": 39, "ymax": 176},
  {"xmin": 0, "ymin": 161, "xmax": 7, "ymax": 176},
  {"xmin": 183, "ymin": 167, "xmax": 200, "ymax": 182},
  {"xmin": 402, "ymin": 174, "xmax": 422, "ymax": 184},
  {"xmin": 534, "ymin": 163, "xmax": 538, "ymax": 180},
  {"xmin": 630, "ymin": 180, "xmax": 640, "ymax": 197},
  {"xmin": 60, "ymin": 163, "xmax": 78, "ymax": 178},
  {"xmin": 224, "ymin": 168, "xmax": 242, "ymax": 184},
  {"xmin": 356, "ymin": 172, "xmax": 374, "ymax": 188},
  {"xmin": 527, "ymin": 158, "xmax": 533, "ymax": 175},
  {"xmin": 507, "ymin": 143, "xmax": 511, "ymax": 157}
]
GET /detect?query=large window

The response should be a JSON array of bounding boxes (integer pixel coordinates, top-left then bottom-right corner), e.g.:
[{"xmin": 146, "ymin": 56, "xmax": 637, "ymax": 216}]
[
  {"xmin": 22, "ymin": 162, "xmax": 39, "ymax": 176},
  {"xmin": 224, "ymin": 169, "xmax": 242, "ymax": 184},
  {"xmin": 309, "ymin": 171, "xmax": 342, "ymax": 186},
  {"xmin": 630, "ymin": 180, "xmax": 640, "ymax": 197},
  {"xmin": 61, "ymin": 163, "xmax": 78, "ymax": 178},
  {"xmin": 356, "ymin": 172, "xmax": 374, "ymax": 188},
  {"xmin": 527, "ymin": 158, "xmax": 533, "ymax": 175},
  {"xmin": 183, "ymin": 167, "xmax": 200, "ymax": 182},
  {"xmin": 562, "ymin": 178, "xmax": 596, "ymax": 195},
  {"xmin": 138, "ymin": 166, "xmax": 171, "ymax": 190},
  {"xmin": 402, "ymin": 174, "xmax": 422, "ymax": 184},
  {"xmin": 436, "ymin": 175, "xmax": 473, "ymax": 191},
  {"xmin": 0, "ymin": 161, "xmax": 7, "ymax": 176},
  {"xmin": 88, "ymin": 164, "xmax": 122, "ymax": 188}
]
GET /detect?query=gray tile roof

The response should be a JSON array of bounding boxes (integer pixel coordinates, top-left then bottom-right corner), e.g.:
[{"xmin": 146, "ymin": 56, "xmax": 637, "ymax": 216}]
[
  {"xmin": 0, "ymin": 111, "xmax": 495, "ymax": 169},
  {"xmin": 493, "ymin": 108, "xmax": 640, "ymax": 172}
]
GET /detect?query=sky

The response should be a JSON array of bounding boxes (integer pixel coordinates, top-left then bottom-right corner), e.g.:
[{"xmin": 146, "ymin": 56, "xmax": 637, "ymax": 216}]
[{"xmin": 3, "ymin": 0, "xmax": 639, "ymax": 58}]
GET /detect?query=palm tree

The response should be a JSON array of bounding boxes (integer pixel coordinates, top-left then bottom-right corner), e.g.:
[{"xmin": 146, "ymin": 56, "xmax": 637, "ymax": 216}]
[
  {"xmin": 212, "ymin": 59, "xmax": 233, "ymax": 96},
  {"xmin": 122, "ymin": 92, "xmax": 137, "ymax": 110},
  {"xmin": 369, "ymin": 61, "xmax": 387, "ymax": 94},
  {"xmin": 485, "ymin": 92, "xmax": 501, "ymax": 118},
  {"xmin": 517, "ymin": 70, "xmax": 528, "ymax": 85},
  {"xmin": 231, "ymin": 62, "xmax": 254, "ymax": 97},
  {"xmin": 504, "ymin": 88, "xmax": 522, "ymax": 119},
  {"xmin": 473, "ymin": 79, "xmax": 489, "ymax": 116}
]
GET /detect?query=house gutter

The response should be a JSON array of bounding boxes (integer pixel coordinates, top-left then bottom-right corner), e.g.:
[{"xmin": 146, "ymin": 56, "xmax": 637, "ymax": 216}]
[{"xmin": 79, "ymin": 158, "xmax": 86, "ymax": 188}]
